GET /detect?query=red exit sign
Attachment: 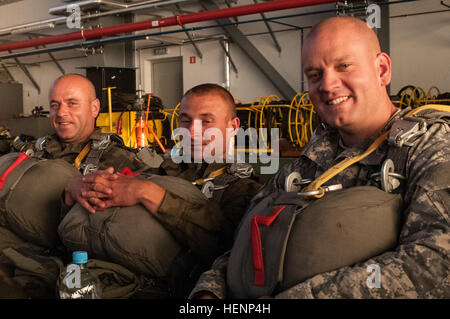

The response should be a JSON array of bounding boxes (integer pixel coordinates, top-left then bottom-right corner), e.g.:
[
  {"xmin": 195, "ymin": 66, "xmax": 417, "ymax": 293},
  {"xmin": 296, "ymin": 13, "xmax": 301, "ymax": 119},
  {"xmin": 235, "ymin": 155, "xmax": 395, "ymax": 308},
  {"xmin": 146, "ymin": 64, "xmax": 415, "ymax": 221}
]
[{"xmin": 189, "ymin": 56, "xmax": 196, "ymax": 64}]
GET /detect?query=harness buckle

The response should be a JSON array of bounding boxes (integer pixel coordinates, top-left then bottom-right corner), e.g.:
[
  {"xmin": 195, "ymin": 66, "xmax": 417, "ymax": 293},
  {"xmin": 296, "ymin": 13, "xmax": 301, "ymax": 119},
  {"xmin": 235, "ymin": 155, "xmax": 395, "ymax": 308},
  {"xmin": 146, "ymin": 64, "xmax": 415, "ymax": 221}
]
[
  {"xmin": 34, "ymin": 136, "xmax": 48, "ymax": 152},
  {"xmin": 92, "ymin": 134, "xmax": 111, "ymax": 151},
  {"xmin": 285, "ymin": 172, "xmax": 311, "ymax": 192},
  {"xmin": 370, "ymin": 159, "xmax": 406, "ymax": 193},
  {"xmin": 201, "ymin": 181, "xmax": 214, "ymax": 199},
  {"xmin": 297, "ymin": 184, "xmax": 343, "ymax": 197},
  {"xmin": 228, "ymin": 163, "xmax": 253, "ymax": 179},
  {"xmin": 80, "ymin": 163, "xmax": 97, "ymax": 176},
  {"xmin": 388, "ymin": 117, "xmax": 427, "ymax": 148}
]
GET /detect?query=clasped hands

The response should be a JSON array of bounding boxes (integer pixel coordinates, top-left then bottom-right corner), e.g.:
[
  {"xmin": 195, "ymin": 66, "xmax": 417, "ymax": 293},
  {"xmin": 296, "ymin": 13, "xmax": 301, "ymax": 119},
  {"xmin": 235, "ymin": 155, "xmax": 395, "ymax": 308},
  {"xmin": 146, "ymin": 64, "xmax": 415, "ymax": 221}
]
[{"xmin": 64, "ymin": 167, "xmax": 145, "ymax": 214}]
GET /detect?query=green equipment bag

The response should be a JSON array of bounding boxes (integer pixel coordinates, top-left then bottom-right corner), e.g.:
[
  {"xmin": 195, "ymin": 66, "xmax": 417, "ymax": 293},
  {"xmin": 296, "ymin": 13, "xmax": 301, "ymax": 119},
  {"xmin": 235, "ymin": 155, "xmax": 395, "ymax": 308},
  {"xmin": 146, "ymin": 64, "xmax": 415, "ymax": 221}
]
[
  {"xmin": 58, "ymin": 174, "xmax": 207, "ymax": 278},
  {"xmin": 227, "ymin": 186, "xmax": 402, "ymax": 298},
  {"xmin": 0, "ymin": 152, "xmax": 80, "ymax": 249},
  {"xmin": 0, "ymin": 245, "xmax": 139, "ymax": 299},
  {"xmin": 57, "ymin": 258, "xmax": 139, "ymax": 299}
]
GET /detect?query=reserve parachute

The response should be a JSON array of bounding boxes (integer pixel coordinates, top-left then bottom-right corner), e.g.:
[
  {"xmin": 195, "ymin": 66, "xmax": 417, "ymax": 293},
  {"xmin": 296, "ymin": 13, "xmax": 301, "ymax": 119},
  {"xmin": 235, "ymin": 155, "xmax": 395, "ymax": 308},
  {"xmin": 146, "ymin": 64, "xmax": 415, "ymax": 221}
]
[
  {"xmin": 58, "ymin": 174, "xmax": 208, "ymax": 277},
  {"xmin": 0, "ymin": 152, "xmax": 80, "ymax": 249},
  {"xmin": 227, "ymin": 186, "xmax": 402, "ymax": 298}
]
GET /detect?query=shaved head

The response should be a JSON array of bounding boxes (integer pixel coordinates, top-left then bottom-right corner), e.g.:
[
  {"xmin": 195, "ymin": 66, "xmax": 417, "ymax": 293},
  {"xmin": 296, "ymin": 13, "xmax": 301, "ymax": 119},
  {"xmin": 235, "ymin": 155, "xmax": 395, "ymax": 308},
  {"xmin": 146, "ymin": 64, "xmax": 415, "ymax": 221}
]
[
  {"xmin": 50, "ymin": 74, "xmax": 97, "ymax": 101},
  {"xmin": 49, "ymin": 73, "xmax": 100, "ymax": 144},
  {"xmin": 304, "ymin": 16, "xmax": 381, "ymax": 63},
  {"xmin": 301, "ymin": 16, "xmax": 395, "ymax": 145}
]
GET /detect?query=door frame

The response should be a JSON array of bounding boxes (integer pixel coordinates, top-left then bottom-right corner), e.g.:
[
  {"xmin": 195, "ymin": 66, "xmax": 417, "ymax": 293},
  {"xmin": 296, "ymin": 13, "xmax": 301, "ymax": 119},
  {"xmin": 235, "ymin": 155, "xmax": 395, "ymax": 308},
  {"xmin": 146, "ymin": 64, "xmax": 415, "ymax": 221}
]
[{"xmin": 149, "ymin": 56, "xmax": 183, "ymax": 108}]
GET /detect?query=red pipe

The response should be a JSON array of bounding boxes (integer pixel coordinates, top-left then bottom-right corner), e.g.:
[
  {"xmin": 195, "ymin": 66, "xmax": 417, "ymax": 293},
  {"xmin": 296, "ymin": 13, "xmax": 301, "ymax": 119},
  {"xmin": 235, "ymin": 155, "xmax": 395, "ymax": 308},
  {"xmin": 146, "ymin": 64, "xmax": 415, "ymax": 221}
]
[{"xmin": 0, "ymin": 0, "xmax": 335, "ymax": 52}]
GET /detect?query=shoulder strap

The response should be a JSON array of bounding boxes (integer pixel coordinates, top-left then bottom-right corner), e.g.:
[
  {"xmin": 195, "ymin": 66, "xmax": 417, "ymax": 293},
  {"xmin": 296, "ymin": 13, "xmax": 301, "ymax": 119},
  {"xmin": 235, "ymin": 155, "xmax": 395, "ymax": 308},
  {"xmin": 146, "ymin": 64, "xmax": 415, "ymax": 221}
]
[
  {"xmin": 385, "ymin": 104, "xmax": 450, "ymax": 190},
  {"xmin": 194, "ymin": 163, "xmax": 254, "ymax": 201},
  {"xmin": 33, "ymin": 136, "xmax": 50, "ymax": 158},
  {"xmin": 303, "ymin": 104, "xmax": 450, "ymax": 198},
  {"xmin": 79, "ymin": 133, "xmax": 112, "ymax": 175}
]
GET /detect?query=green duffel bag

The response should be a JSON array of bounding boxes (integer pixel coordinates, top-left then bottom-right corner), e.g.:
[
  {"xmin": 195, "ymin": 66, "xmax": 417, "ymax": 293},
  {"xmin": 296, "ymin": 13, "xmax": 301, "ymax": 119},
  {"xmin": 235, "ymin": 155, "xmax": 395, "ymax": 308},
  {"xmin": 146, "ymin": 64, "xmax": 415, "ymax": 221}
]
[
  {"xmin": 58, "ymin": 174, "xmax": 207, "ymax": 278},
  {"xmin": 0, "ymin": 152, "xmax": 80, "ymax": 249},
  {"xmin": 227, "ymin": 186, "xmax": 403, "ymax": 298}
]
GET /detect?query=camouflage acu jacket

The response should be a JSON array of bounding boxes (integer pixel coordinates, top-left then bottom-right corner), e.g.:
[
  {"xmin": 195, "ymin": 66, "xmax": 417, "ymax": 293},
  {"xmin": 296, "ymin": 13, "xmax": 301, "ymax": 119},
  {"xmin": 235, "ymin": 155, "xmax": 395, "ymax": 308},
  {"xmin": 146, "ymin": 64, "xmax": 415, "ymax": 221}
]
[{"xmin": 190, "ymin": 107, "xmax": 450, "ymax": 299}]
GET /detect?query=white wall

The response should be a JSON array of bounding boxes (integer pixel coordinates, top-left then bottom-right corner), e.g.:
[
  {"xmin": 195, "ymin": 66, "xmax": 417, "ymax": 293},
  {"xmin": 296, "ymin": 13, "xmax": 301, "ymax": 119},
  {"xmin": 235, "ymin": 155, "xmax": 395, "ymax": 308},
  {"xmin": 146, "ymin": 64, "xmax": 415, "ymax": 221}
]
[
  {"xmin": 389, "ymin": 0, "xmax": 450, "ymax": 95},
  {"xmin": 6, "ymin": 56, "xmax": 86, "ymax": 114},
  {"xmin": 0, "ymin": 0, "xmax": 61, "ymax": 29},
  {"xmin": 137, "ymin": 28, "xmax": 303, "ymax": 106}
]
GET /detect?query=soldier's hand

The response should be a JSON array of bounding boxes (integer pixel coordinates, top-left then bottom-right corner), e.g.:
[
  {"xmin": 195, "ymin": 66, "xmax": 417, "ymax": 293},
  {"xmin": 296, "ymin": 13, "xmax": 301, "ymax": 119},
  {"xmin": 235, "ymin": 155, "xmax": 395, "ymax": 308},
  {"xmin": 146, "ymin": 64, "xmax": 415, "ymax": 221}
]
[
  {"xmin": 81, "ymin": 167, "xmax": 117, "ymax": 200},
  {"xmin": 94, "ymin": 175, "xmax": 166, "ymax": 214},
  {"xmin": 94, "ymin": 174, "xmax": 142, "ymax": 209},
  {"xmin": 65, "ymin": 174, "xmax": 97, "ymax": 214},
  {"xmin": 65, "ymin": 167, "xmax": 116, "ymax": 213}
]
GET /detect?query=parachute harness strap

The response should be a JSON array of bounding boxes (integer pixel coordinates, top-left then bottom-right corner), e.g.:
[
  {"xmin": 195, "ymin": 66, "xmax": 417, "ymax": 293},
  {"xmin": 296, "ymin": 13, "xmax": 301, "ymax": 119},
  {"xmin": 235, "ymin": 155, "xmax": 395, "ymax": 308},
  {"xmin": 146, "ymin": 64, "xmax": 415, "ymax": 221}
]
[
  {"xmin": 74, "ymin": 142, "xmax": 91, "ymax": 169},
  {"xmin": 302, "ymin": 104, "xmax": 449, "ymax": 199},
  {"xmin": 0, "ymin": 152, "xmax": 31, "ymax": 190}
]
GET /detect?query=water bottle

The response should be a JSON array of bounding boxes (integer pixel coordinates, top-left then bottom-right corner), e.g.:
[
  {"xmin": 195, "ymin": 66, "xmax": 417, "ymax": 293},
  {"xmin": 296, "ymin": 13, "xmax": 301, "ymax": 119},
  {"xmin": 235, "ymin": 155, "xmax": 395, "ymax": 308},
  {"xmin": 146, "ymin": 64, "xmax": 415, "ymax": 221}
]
[{"xmin": 59, "ymin": 251, "xmax": 102, "ymax": 299}]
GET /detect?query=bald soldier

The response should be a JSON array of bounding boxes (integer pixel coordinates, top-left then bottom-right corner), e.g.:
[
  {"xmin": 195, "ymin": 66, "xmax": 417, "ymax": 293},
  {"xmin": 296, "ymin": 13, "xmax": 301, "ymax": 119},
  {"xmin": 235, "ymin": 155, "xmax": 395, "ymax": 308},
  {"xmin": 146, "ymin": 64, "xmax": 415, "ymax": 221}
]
[
  {"xmin": 190, "ymin": 17, "xmax": 450, "ymax": 299},
  {"xmin": 38, "ymin": 74, "xmax": 162, "ymax": 207},
  {"xmin": 7, "ymin": 74, "xmax": 161, "ymax": 173},
  {"xmin": 0, "ymin": 74, "xmax": 161, "ymax": 298}
]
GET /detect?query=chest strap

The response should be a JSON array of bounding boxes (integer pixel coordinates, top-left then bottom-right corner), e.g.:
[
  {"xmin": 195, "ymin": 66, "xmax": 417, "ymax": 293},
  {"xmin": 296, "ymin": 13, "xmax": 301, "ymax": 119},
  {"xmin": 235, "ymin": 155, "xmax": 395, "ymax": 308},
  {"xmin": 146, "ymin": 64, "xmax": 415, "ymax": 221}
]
[
  {"xmin": 74, "ymin": 142, "xmax": 91, "ymax": 169},
  {"xmin": 303, "ymin": 104, "xmax": 450, "ymax": 198},
  {"xmin": 79, "ymin": 134, "xmax": 112, "ymax": 175}
]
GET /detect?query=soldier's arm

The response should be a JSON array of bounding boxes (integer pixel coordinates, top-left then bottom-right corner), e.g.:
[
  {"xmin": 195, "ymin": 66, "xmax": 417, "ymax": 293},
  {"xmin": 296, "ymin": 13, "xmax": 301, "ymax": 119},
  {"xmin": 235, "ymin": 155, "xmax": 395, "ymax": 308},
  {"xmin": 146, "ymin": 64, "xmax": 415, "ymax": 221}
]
[
  {"xmin": 275, "ymin": 125, "xmax": 450, "ymax": 299},
  {"xmin": 188, "ymin": 162, "xmax": 299, "ymax": 299},
  {"xmin": 189, "ymin": 251, "xmax": 230, "ymax": 299},
  {"xmin": 153, "ymin": 189, "xmax": 226, "ymax": 261}
]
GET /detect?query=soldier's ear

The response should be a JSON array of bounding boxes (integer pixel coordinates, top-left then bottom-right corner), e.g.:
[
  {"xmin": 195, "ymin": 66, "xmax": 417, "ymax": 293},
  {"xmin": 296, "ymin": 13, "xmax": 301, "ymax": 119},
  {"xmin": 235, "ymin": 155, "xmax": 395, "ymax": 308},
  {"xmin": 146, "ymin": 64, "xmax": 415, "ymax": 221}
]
[
  {"xmin": 91, "ymin": 98, "xmax": 100, "ymax": 118},
  {"xmin": 230, "ymin": 116, "xmax": 240, "ymax": 131},
  {"xmin": 376, "ymin": 52, "xmax": 391, "ymax": 87}
]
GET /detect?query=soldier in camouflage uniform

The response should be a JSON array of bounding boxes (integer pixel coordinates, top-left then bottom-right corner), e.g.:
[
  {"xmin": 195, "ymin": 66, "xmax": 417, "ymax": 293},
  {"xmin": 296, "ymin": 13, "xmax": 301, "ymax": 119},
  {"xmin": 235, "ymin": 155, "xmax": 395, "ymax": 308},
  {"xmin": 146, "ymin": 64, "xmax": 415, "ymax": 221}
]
[
  {"xmin": 0, "ymin": 74, "xmax": 161, "ymax": 298},
  {"xmin": 189, "ymin": 17, "xmax": 449, "ymax": 299},
  {"xmin": 65, "ymin": 83, "xmax": 261, "ymax": 297},
  {"xmin": 8, "ymin": 74, "xmax": 160, "ymax": 172}
]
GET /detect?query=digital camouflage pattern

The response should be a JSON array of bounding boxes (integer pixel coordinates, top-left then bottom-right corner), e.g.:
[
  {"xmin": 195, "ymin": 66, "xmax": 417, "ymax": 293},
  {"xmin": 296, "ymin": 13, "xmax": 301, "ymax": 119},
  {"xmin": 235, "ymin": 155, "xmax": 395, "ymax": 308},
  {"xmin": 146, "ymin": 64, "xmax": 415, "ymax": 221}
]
[{"xmin": 190, "ymin": 108, "xmax": 450, "ymax": 299}]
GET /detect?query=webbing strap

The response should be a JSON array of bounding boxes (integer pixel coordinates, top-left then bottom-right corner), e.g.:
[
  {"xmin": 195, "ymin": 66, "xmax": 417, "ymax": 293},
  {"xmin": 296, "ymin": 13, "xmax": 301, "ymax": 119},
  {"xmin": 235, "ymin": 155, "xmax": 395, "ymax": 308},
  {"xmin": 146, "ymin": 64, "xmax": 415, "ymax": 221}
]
[
  {"xmin": 0, "ymin": 152, "xmax": 31, "ymax": 190},
  {"xmin": 251, "ymin": 205, "xmax": 286, "ymax": 286},
  {"xmin": 74, "ymin": 142, "xmax": 91, "ymax": 169},
  {"xmin": 303, "ymin": 104, "xmax": 450, "ymax": 197},
  {"xmin": 303, "ymin": 131, "xmax": 390, "ymax": 196},
  {"xmin": 194, "ymin": 166, "xmax": 228, "ymax": 185}
]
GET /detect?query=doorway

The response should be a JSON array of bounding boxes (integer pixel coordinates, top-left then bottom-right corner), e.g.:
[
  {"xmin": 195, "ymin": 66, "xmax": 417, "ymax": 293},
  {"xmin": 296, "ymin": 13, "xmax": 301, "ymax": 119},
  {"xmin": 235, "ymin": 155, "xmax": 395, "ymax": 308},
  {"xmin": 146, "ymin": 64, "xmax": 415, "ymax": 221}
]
[{"xmin": 151, "ymin": 57, "xmax": 183, "ymax": 109}]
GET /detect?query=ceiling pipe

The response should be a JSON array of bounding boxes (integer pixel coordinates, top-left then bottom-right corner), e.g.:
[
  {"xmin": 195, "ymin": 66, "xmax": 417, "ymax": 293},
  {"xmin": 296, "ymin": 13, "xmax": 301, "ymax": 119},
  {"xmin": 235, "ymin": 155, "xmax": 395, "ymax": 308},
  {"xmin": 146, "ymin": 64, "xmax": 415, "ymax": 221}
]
[
  {"xmin": 0, "ymin": 0, "xmax": 192, "ymax": 37},
  {"xmin": 0, "ymin": 6, "xmax": 333, "ymax": 61},
  {"xmin": 0, "ymin": 0, "xmax": 336, "ymax": 53}
]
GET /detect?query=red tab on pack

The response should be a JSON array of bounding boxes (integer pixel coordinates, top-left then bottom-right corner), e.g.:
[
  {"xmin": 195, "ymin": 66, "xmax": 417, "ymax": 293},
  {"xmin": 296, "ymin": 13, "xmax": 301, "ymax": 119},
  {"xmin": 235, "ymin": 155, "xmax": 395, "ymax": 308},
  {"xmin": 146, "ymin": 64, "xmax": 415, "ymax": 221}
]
[
  {"xmin": 0, "ymin": 152, "xmax": 31, "ymax": 190},
  {"xmin": 251, "ymin": 205, "xmax": 286, "ymax": 286},
  {"xmin": 119, "ymin": 167, "xmax": 140, "ymax": 176}
]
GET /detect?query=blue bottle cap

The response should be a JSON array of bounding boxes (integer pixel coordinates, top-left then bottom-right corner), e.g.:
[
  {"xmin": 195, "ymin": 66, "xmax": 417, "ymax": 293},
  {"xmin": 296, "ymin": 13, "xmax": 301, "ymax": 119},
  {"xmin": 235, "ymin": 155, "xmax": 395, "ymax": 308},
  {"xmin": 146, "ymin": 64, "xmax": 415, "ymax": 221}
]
[{"xmin": 72, "ymin": 251, "xmax": 88, "ymax": 264}]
